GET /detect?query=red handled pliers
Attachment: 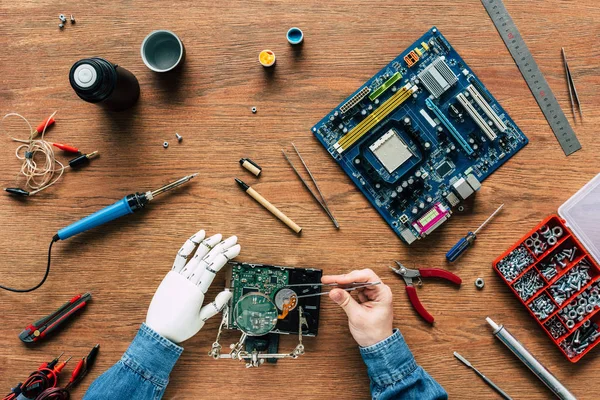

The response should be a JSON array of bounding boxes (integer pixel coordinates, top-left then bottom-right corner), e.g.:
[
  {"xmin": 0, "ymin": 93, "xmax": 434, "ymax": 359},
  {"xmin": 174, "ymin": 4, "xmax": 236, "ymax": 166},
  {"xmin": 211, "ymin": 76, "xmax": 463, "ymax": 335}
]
[{"xmin": 390, "ymin": 261, "xmax": 462, "ymax": 324}]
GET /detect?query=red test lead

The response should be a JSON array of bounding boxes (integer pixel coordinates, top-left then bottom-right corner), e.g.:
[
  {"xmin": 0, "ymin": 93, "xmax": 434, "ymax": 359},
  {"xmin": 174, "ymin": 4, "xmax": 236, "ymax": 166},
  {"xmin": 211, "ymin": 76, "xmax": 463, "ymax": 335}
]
[
  {"xmin": 52, "ymin": 143, "xmax": 80, "ymax": 153},
  {"xmin": 34, "ymin": 115, "xmax": 56, "ymax": 135}
]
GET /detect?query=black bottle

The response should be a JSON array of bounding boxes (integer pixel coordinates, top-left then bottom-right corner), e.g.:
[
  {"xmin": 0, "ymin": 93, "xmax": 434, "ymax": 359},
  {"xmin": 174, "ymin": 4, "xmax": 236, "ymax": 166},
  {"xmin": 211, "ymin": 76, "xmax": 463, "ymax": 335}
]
[{"xmin": 69, "ymin": 57, "xmax": 140, "ymax": 111}]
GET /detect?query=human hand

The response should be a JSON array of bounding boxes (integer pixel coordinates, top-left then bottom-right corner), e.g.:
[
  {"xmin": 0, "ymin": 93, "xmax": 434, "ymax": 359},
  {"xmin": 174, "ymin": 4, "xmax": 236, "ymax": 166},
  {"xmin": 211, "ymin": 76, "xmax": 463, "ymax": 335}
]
[
  {"xmin": 322, "ymin": 269, "xmax": 393, "ymax": 347},
  {"xmin": 146, "ymin": 230, "xmax": 241, "ymax": 344}
]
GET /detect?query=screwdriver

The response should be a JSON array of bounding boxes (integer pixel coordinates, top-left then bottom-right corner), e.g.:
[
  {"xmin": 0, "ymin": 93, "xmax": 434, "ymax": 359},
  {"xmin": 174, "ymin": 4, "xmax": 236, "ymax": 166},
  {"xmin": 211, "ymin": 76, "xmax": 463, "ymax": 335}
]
[
  {"xmin": 56, "ymin": 173, "xmax": 197, "ymax": 240},
  {"xmin": 446, "ymin": 204, "xmax": 504, "ymax": 262},
  {"xmin": 453, "ymin": 352, "xmax": 512, "ymax": 400}
]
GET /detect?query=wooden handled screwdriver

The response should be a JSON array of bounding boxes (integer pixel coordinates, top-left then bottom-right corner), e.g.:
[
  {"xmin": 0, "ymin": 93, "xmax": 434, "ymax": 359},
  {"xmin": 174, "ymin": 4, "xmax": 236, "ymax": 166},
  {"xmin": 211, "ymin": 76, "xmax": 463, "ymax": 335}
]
[{"xmin": 235, "ymin": 178, "xmax": 302, "ymax": 234}]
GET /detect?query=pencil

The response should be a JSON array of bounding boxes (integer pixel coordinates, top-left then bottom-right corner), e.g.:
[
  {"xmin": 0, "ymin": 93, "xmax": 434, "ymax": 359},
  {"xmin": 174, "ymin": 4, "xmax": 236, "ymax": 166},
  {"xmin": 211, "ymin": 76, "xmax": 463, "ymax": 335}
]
[{"xmin": 235, "ymin": 178, "xmax": 302, "ymax": 234}]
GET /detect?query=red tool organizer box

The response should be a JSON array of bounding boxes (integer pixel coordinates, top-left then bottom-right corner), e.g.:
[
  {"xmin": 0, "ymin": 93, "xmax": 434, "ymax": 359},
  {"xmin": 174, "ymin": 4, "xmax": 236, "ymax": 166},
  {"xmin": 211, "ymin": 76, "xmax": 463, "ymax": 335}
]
[{"xmin": 493, "ymin": 174, "xmax": 600, "ymax": 362}]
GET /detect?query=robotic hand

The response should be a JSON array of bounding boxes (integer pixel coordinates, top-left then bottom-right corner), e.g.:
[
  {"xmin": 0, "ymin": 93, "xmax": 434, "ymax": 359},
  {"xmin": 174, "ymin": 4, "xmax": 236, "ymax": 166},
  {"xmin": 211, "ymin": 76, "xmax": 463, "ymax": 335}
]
[{"xmin": 146, "ymin": 230, "xmax": 241, "ymax": 344}]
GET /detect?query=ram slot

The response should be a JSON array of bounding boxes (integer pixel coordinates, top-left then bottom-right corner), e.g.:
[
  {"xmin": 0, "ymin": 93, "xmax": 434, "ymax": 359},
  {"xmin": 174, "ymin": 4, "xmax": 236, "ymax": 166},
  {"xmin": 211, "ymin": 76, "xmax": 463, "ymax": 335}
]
[
  {"xmin": 466, "ymin": 85, "xmax": 507, "ymax": 132},
  {"xmin": 335, "ymin": 83, "xmax": 416, "ymax": 153},
  {"xmin": 425, "ymin": 98, "xmax": 474, "ymax": 155},
  {"xmin": 456, "ymin": 93, "xmax": 497, "ymax": 141}
]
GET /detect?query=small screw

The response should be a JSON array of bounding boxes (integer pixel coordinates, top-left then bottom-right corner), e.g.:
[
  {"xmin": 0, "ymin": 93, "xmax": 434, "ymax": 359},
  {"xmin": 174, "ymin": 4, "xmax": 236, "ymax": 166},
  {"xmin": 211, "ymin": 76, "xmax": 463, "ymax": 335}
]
[
  {"xmin": 475, "ymin": 278, "xmax": 485, "ymax": 289},
  {"xmin": 59, "ymin": 14, "xmax": 67, "ymax": 22},
  {"xmin": 70, "ymin": 14, "xmax": 75, "ymax": 24},
  {"xmin": 163, "ymin": 141, "xmax": 169, "ymax": 148},
  {"xmin": 175, "ymin": 133, "xmax": 182, "ymax": 142},
  {"xmin": 59, "ymin": 23, "xmax": 64, "ymax": 29},
  {"xmin": 251, "ymin": 107, "xmax": 257, "ymax": 114}
]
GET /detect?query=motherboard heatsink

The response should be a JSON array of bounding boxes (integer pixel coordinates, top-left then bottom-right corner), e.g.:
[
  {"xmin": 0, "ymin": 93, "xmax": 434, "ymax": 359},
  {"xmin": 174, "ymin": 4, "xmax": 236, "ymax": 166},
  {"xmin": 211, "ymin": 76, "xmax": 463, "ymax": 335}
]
[{"xmin": 312, "ymin": 27, "xmax": 528, "ymax": 244}]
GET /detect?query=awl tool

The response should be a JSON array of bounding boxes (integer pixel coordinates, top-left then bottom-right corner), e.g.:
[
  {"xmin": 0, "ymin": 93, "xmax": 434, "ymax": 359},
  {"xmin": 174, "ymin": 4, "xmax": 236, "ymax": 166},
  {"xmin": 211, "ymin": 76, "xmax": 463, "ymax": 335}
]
[
  {"xmin": 446, "ymin": 204, "xmax": 504, "ymax": 262},
  {"xmin": 20, "ymin": 293, "xmax": 92, "ymax": 343},
  {"xmin": 454, "ymin": 352, "xmax": 512, "ymax": 400}
]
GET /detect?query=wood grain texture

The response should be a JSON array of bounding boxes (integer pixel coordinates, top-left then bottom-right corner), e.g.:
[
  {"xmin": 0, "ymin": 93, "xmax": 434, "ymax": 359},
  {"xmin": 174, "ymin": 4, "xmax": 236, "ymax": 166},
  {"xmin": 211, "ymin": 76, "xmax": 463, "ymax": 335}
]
[{"xmin": 0, "ymin": 0, "xmax": 598, "ymax": 398}]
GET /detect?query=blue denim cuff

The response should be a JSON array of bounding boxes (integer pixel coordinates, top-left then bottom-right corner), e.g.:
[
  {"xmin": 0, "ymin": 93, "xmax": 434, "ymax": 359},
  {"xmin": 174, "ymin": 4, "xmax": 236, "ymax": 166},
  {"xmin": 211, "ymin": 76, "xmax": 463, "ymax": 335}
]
[
  {"xmin": 120, "ymin": 323, "xmax": 183, "ymax": 387},
  {"xmin": 360, "ymin": 328, "xmax": 418, "ymax": 387}
]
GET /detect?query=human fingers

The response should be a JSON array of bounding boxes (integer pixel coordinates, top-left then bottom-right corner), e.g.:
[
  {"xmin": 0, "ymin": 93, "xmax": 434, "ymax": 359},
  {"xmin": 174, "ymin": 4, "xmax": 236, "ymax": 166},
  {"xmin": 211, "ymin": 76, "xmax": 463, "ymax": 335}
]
[
  {"xmin": 329, "ymin": 288, "xmax": 362, "ymax": 318},
  {"xmin": 172, "ymin": 230, "xmax": 205, "ymax": 273},
  {"xmin": 322, "ymin": 269, "xmax": 380, "ymax": 286},
  {"xmin": 362, "ymin": 282, "xmax": 393, "ymax": 303},
  {"xmin": 197, "ymin": 244, "xmax": 241, "ymax": 293},
  {"xmin": 180, "ymin": 233, "xmax": 222, "ymax": 276}
]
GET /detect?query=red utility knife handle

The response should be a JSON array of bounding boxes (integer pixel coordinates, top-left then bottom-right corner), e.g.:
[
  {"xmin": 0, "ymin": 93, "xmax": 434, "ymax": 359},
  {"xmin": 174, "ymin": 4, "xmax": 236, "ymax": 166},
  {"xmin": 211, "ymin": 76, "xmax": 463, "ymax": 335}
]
[
  {"xmin": 419, "ymin": 268, "xmax": 462, "ymax": 284},
  {"xmin": 405, "ymin": 286, "xmax": 434, "ymax": 324}
]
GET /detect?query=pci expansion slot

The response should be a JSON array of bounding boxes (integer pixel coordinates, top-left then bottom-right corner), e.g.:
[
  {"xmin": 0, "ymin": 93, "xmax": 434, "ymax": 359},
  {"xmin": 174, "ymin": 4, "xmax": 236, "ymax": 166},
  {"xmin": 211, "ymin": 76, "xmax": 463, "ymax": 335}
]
[
  {"xmin": 466, "ymin": 85, "xmax": 507, "ymax": 132},
  {"xmin": 425, "ymin": 97, "xmax": 474, "ymax": 155}
]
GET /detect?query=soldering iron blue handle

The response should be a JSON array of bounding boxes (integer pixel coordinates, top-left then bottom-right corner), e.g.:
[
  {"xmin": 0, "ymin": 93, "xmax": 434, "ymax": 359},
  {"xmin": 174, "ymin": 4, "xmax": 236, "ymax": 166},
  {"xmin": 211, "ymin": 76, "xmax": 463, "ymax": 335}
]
[
  {"xmin": 445, "ymin": 235, "xmax": 472, "ymax": 262},
  {"xmin": 57, "ymin": 196, "xmax": 133, "ymax": 240}
]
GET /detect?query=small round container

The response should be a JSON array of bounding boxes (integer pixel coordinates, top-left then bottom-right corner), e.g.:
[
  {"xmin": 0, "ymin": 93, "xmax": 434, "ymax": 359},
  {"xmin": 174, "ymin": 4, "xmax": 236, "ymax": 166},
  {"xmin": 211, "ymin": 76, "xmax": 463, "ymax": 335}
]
[
  {"xmin": 141, "ymin": 30, "xmax": 185, "ymax": 72},
  {"xmin": 286, "ymin": 27, "xmax": 304, "ymax": 45},
  {"xmin": 69, "ymin": 57, "xmax": 140, "ymax": 111},
  {"xmin": 259, "ymin": 50, "xmax": 276, "ymax": 67}
]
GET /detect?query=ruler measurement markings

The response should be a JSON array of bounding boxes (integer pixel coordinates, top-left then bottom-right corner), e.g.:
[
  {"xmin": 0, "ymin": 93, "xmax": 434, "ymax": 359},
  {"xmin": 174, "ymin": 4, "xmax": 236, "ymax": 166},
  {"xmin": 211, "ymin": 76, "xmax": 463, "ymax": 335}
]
[{"xmin": 481, "ymin": 0, "xmax": 581, "ymax": 155}]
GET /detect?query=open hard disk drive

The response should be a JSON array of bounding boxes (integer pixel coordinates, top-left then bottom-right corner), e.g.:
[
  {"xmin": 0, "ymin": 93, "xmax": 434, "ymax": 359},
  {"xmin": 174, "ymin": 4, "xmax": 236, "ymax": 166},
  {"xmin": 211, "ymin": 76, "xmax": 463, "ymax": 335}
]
[{"xmin": 208, "ymin": 261, "xmax": 322, "ymax": 368}]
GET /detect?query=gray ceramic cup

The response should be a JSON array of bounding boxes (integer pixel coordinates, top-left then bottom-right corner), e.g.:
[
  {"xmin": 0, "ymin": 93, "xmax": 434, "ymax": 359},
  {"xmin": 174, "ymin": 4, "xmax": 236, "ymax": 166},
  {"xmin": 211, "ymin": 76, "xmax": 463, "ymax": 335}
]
[{"xmin": 141, "ymin": 30, "xmax": 185, "ymax": 72}]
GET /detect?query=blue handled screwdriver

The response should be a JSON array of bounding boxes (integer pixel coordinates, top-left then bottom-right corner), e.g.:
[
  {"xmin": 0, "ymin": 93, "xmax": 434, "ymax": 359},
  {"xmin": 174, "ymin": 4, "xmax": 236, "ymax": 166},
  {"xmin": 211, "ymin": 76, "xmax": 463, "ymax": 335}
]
[
  {"xmin": 0, "ymin": 173, "xmax": 197, "ymax": 293},
  {"xmin": 446, "ymin": 204, "xmax": 504, "ymax": 262}
]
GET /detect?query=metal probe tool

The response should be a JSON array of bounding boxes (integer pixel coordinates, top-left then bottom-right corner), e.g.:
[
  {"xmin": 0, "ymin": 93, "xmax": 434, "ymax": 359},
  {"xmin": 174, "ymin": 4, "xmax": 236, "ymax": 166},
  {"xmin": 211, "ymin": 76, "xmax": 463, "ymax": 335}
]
[
  {"xmin": 56, "ymin": 173, "xmax": 198, "ymax": 240},
  {"xmin": 446, "ymin": 204, "xmax": 504, "ymax": 262},
  {"xmin": 453, "ymin": 352, "xmax": 512, "ymax": 400},
  {"xmin": 486, "ymin": 317, "xmax": 576, "ymax": 400}
]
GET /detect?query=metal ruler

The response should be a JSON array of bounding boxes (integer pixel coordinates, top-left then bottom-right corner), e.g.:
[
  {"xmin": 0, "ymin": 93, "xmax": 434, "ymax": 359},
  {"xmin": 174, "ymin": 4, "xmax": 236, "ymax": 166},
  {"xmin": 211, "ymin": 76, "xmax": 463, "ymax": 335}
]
[{"xmin": 480, "ymin": 0, "xmax": 581, "ymax": 156}]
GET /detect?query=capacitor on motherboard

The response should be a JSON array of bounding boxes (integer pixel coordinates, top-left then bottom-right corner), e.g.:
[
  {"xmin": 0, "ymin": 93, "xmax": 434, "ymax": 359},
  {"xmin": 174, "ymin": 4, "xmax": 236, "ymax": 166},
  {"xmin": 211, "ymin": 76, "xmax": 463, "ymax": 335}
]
[
  {"xmin": 408, "ymin": 177, "xmax": 414, "ymax": 186},
  {"xmin": 403, "ymin": 116, "xmax": 412, "ymax": 127}
]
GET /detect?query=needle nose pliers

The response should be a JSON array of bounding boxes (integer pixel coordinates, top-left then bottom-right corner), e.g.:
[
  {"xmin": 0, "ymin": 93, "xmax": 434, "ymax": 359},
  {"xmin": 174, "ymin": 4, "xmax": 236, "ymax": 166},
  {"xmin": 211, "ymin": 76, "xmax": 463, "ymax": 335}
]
[{"xmin": 390, "ymin": 261, "xmax": 462, "ymax": 324}]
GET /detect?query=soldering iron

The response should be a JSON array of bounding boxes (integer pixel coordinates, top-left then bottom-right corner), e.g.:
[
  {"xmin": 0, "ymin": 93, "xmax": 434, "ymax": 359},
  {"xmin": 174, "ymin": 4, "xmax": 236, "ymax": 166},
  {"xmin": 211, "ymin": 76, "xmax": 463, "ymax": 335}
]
[{"xmin": 0, "ymin": 173, "xmax": 198, "ymax": 293}]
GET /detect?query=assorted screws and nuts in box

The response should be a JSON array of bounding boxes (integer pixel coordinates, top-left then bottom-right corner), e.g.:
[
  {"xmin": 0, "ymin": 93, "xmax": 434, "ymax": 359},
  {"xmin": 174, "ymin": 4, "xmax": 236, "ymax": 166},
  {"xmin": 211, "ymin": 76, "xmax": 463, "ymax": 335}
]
[{"xmin": 493, "ymin": 215, "xmax": 600, "ymax": 362}]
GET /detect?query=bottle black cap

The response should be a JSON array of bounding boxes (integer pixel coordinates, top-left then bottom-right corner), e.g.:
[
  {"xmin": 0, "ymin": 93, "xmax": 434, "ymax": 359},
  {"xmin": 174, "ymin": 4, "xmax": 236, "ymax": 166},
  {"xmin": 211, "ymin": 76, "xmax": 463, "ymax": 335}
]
[{"xmin": 69, "ymin": 58, "xmax": 117, "ymax": 103}]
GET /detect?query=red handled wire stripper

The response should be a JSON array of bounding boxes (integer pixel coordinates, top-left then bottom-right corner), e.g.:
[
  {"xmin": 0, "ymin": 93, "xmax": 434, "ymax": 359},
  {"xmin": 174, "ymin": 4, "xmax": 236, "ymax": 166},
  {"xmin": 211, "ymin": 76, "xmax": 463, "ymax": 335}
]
[
  {"xmin": 19, "ymin": 293, "xmax": 91, "ymax": 343},
  {"xmin": 390, "ymin": 261, "xmax": 461, "ymax": 324}
]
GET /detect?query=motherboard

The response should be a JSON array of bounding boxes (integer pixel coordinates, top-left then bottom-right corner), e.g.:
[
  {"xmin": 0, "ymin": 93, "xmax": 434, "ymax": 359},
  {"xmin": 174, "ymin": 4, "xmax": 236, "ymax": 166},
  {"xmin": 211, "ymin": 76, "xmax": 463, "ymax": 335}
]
[{"xmin": 312, "ymin": 27, "xmax": 528, "ymax": 244}]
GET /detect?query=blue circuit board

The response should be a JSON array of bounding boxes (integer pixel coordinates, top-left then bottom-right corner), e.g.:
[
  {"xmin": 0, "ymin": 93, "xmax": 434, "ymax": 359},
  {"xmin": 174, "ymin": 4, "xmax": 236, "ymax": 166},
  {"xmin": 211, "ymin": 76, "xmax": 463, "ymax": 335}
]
[{"xmin": 311, "ymin": 27, "xmax": 528, "ymax": 245}]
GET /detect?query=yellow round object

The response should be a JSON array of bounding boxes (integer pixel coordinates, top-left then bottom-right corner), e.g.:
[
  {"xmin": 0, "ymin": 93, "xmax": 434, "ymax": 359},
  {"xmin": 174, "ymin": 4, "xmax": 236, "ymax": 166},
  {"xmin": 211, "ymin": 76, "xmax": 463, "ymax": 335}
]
[{"xmin": 259, "ymin": 50, "xmax": 276, "ymax": 67}]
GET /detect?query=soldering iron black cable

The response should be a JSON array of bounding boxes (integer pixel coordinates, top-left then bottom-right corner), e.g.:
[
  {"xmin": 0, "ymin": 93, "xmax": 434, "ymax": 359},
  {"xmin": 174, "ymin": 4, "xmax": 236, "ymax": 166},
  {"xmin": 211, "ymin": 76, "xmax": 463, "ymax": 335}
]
[{"xmin": 0, "ymin": 235, "xmax": 59, "ymax": 293}]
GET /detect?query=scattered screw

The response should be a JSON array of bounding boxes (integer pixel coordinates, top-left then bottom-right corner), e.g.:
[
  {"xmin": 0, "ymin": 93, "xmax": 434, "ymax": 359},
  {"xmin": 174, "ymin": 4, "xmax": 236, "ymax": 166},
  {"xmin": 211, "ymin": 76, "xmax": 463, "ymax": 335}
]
[
  {"xmin": 70, "ymin": 14, "xmax": 75, "ymax": 24},
  {"xmin": 175, "ymin": 133, "xmax": 182, "ymax": 142},
  {"xmin": 59, "ymin": 23, "xmax": 64, "ymax": 29},
  {"xmin": 163, "ymin": 141, "xmax": 169, "ymax": 148},
  {"xmin": 251, "ymin": 107, "xmax": 257, "ymax": 114},
  {"xmin": 474, "ymin": 278, "xmax": 485, "ymax": 290},
  {"xmin": 59, "ymin": 14, "xmax": 67, "ymax": 22}
]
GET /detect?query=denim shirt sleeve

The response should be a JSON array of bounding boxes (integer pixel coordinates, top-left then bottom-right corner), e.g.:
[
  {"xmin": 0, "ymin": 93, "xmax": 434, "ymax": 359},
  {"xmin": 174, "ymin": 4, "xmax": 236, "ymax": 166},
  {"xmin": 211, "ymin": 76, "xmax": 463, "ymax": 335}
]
[
  {"xmin": 83, "ymin": 323, "xmax": 182, "ymax": 400},
  {"xmin": 360, "ymin": 329, "xmax": 448, "ymax": 400}
]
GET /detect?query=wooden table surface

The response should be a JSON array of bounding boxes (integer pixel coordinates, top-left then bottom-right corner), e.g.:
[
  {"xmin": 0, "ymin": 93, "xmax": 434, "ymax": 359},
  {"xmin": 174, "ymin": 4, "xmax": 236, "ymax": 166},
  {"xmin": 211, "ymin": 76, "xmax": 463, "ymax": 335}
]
[{"xmin": 1, "ymin": 0, "xmax": 598, "ymax": 398}]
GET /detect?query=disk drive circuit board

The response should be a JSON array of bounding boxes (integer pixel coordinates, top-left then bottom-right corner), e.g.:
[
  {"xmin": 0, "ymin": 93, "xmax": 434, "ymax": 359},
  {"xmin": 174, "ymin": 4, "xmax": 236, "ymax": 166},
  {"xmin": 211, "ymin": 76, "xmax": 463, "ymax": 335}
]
[
  {"xmin": 225, "ymin": 262, "xmax": 322, "ymax": 336},
  {"xmin": 311, "ymin": 27, "xmax": 528, "ymax": 244}
]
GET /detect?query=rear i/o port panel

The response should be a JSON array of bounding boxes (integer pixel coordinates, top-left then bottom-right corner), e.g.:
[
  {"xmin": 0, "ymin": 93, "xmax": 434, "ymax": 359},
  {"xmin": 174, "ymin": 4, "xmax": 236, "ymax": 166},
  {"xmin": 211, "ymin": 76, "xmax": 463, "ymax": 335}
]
[{"xmin": 311, "ymin": 27, "xmax": 528, "ymax": 245}]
